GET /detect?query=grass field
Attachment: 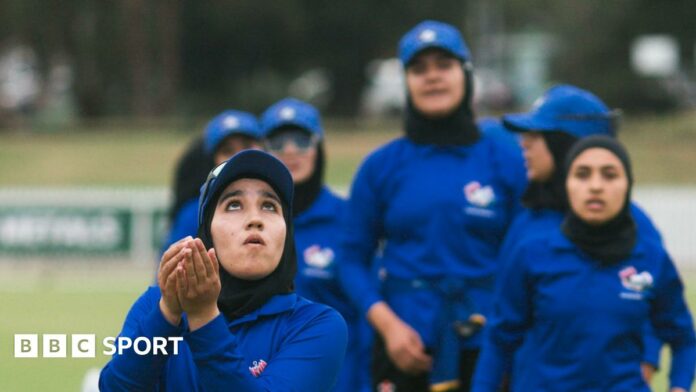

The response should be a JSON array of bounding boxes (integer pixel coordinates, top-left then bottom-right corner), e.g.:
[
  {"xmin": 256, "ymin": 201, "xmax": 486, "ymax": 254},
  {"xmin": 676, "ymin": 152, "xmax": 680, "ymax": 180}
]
[
  {"xmin": 0, "ymin": 111, "xmax": 695, "ymax": 188},
  {"xmin": 0, "ymin": 112, "xmax": 695, "ymax": 391}
]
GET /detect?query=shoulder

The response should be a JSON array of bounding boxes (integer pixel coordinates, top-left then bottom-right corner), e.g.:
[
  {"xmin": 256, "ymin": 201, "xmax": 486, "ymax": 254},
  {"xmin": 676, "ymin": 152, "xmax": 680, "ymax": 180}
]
[{"xmin": 284, "ymin": 296, "xmax": 348, "ymax": 337}]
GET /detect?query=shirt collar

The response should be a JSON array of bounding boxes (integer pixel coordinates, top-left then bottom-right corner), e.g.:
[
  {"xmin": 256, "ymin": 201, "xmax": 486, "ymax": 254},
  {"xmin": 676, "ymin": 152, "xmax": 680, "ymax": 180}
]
[{"xmin": 225, "ymin": 293, "xmax": 299, "ymax": 327}]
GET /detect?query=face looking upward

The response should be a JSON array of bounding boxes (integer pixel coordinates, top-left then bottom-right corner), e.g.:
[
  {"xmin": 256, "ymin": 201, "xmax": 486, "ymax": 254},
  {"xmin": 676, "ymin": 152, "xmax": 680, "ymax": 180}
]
[
  {"xmin": 520, "ymin": 132, "xmax": 555, "ymax": 182},
  {"xmin": 406, "ymin": 49, "xmax": 465, "ymax": 118},
  {"xmin": 210, "ymin": 178, "xmax": 287, "ymax": 280},
  {"xmin": 566, "ymin": 148, "xmax": 629, "ymax": 226}
]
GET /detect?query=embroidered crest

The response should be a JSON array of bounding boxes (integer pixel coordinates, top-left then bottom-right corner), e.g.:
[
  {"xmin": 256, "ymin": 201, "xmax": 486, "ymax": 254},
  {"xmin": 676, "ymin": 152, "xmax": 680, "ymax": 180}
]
[
  {"xmin": 464, "ymin": 181, "xmax": 496, "ymax": 208},
  {"xmin": 248, "ymin": 359, "xmax": 268, "ymax": 377},
  {"xmin": 280, "ymin": 107, "xmax": 296, "ymax": 120},
  {"xmin": 619, "ymin": 266, "xmax": 653, "ymax": 292},
  {"xmin": 222, "ymin": 115, "xmax": 240, "ymax": 129},
  {"xmin": 303, "ymin": 245, "xmax": 334, "ymax": 269},
  {"xmin": 418, "ymin": 29, "xmax": 436, "ymax": 43}
]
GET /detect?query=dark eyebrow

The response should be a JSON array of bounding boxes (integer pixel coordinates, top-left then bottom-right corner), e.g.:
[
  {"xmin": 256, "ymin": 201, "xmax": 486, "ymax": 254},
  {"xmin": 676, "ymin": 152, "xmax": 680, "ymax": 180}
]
[
  {"xmin": 217, "ymin": 190, "xmax": 244, "ymax": 205},
  {"xmin": 261, "ymin": 190, "xmax": 282, "ymax": 205}
]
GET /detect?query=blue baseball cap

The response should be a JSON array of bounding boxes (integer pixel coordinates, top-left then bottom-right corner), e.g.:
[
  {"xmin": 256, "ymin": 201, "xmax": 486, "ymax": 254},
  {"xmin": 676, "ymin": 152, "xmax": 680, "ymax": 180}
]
[
  {"xmin": 399, "ymin": 20, "xmax": 471, "ymax": 66},
  {"xmin": 204, "ymin": 110, "xmax": 261, "ymax": 154},
  {"xmin": 198, "ymin": 149, "xmax": 293, "ymax": 227},
  {"xmin": 502, "ymin": 85, "xmax": 618, "ymax": 138},
  {"xmin": 260, "ymin": 98, "xmax": 323, "ymax": 137}
]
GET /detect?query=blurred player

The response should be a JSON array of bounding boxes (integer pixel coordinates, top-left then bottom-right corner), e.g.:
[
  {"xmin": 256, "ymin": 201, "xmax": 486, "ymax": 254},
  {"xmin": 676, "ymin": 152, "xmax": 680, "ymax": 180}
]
[
  {"xmin": 473, "ymin": 136, "xmax": 696, "ymax": 391},
  {"xmin": 339, "ymin": 20, "xmax": 527, "ymax": 391},
  {"xmin": 260, "ymin": 97, "xmax": 371, "ymax": 392}
]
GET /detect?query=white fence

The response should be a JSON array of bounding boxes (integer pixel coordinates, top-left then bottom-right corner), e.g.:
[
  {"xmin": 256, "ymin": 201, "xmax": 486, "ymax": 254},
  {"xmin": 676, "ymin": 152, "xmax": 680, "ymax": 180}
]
[{"xmin": 0, "ymin": 186, "xmax": 694, "ymax": 268}]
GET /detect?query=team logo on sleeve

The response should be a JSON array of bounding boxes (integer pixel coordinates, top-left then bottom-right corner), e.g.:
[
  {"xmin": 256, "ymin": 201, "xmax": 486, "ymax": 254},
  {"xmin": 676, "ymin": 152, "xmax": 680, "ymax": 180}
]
[
  {"xmin": 464, "ymin": 181, "xmax": 496, "ymax": 208},
  {"xmin": 619, "ymin": 266, "xmax": 653, "ymax": 293},
  {"xmin": 248, "ymin": 359, "xmax": 267, "ymax": 377}
]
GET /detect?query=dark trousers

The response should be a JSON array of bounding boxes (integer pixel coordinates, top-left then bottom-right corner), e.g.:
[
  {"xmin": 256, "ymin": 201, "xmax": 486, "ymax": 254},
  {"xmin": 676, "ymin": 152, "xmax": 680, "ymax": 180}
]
[{"xmin": 372, "ymin": 335, "xmax": 480, "ymax": 392}]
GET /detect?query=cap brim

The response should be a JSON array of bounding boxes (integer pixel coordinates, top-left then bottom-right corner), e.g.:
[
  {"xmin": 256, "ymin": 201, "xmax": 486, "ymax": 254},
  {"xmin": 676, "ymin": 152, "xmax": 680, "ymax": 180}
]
[
  {"xmin": 215, "ymin": 150, "xmax": 293, "ymax": 208},
  {"xmin": 502, "ymin": 113, "xmax": 556, "ymax": 133}
]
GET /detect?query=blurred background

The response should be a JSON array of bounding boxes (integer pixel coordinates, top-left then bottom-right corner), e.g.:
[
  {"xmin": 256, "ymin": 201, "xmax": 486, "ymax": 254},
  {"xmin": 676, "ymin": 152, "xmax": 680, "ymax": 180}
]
[{"xmin": 0, "ymin": 1, "xmax": 695, "ymax": 391}]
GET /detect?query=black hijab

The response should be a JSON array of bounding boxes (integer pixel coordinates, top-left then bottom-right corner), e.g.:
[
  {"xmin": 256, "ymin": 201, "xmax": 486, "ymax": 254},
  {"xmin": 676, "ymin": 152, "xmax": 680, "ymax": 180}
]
[
  {"xmin": 521, "ymin": 132, "xmax": 578, "ymax": 211},
  {"xmin": 561, "ymin": 135, "xmax": 636, "ymax": 265},
  {"xmin": 198, "ymin": 171, "xmax": 297, "ymax": 320},
  {"xmin": 404, "ymin": 61, "xmax": 480, "ymax": 146}
]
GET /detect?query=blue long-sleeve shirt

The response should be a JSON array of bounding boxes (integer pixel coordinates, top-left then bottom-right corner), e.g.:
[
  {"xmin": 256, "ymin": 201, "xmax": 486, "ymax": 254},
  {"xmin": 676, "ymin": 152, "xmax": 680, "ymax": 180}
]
[
  {"xmin": 499, "ymin": 203, "xmax": 665, "ymax": 367},
  {"xmin": 294, "ymin": 186, "xmax": 371, "ymax": 392},
  {"xmin": 473, "ymin": 229, "xmax": 696, "ymax": 392},
  {"xmin": 338, "ymin": 127, "xmax": 527, "ymax": 383},
  {"xmin": 99, "ymin": 287, "xmax": 347, "ymax": 391}
]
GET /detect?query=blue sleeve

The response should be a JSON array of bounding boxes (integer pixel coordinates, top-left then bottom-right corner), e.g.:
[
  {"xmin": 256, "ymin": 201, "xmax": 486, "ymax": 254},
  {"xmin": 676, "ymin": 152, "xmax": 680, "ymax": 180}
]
[
  {"xmin": 99, "ymin": 287, "xmax": 183, "ymax": 391},
  {"xmin": 641, "ymin": 322, "xmax": 662, "ymax": 368},
  {"xmin": 162, "ymin": 199, "xmax": 199, "ymax": 252},
  {"xmin": 337, "ymin": 154, "xmax": 384, "ymax": 316},
  {"xmin": 472, "ymin": 244, "xmax": 533, "ymax": 392},
  {"xmin": 650, "ymin": 252, "xmax": 696, "ymax": 390},
  {"xmin": 630, "ymin": 202, "xmax": 663, "ymax": 245},
  {"xmin": 184, "ymin": 307, "xmax": 348, "ymax": 391},
  {"xmin": 488, "ymin": 131, "xmax": 527, "ymax": 222}
]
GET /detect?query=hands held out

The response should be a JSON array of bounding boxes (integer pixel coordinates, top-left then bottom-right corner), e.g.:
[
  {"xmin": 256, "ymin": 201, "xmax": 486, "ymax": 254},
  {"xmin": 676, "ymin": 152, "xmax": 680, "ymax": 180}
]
[{"xmin": 158, "ymin": 236, "xmax": 221, "ymax": 331}]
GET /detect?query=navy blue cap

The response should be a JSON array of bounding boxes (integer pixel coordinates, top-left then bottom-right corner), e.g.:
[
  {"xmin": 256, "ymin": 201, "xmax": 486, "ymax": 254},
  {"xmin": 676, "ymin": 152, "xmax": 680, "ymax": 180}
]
[
  {"xmin": 204, "ymin": 110, "xmax": 261, "ymax": 154},
  {"xmin": 260, "ymin": 98, "xmax": 323, "ymax": 137},
  {"xmin": 399, "ymin": 20, "xmax": 471, "ymax": 66},
  {"xmin": 198, "ymin": 149, "xmax": 293, "ymax": 227},
  {"xmin": 502, "ymin": 85, "xmax": 618, "ymax": 138}
]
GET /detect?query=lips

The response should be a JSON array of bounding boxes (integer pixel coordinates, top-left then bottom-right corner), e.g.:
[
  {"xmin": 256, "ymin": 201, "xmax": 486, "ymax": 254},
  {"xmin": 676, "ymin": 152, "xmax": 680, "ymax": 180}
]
[
  {"xmin": 585, "ymin": 198, "xmax": 605, "ymax": 211},
  {"xmin": 244, "ymin": 234, "xmax": 265, "ymax": 246}
]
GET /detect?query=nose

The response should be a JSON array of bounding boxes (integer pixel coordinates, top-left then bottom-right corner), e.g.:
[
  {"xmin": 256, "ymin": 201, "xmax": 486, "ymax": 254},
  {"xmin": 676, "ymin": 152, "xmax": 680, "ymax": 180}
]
[
  {"xmin": 588, "ymin": 173, "xmax": 603, "ymax": 192},
  {"xmin": 245, "ymin": 211, "xmax": 264, "ymax": 231}
]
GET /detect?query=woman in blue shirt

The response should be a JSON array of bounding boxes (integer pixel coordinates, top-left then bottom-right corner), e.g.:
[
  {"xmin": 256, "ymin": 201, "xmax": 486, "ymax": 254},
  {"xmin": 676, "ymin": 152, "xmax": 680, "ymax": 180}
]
[
  {"xmin": 260, "ymin": 97, "xmax": 371, "ymax": 392},
  {"xmin": 339, "ymin": 20, "xmax": 527, "ymax": 391},
  {"xmin": 498, "ymin": 85, "xmax": 664, "ymax": 379},
  {"xmin": 100, "ymin": 149, "xmax": 348, "ymax": 391},
  {"xmin": 473, "ymin": 136, "xmax": 696, "ymax": 392}
]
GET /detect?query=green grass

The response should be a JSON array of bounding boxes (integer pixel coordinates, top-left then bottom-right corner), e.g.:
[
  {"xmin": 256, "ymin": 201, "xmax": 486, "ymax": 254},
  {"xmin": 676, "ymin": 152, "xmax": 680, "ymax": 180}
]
[
  {"xmin": 0, "ymin": 264, "xmax": 694, "ymax": 391},
  {"xmin": 0, "ymin": 111, "xmax": 694, "ymax": 188}
]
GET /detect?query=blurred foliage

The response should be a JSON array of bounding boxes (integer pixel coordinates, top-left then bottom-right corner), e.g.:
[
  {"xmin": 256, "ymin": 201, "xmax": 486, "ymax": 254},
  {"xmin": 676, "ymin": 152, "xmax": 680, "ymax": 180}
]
[{"xmin": 0, "ymin": 0, "xmax": 695, "ymax": 118}]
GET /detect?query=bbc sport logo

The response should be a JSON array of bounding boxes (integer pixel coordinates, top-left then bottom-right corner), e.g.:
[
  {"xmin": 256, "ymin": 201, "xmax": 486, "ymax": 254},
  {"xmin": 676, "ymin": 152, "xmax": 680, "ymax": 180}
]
[{"xmin": 14, "ymin": 334, "xmax": 184, "ymax": 358}]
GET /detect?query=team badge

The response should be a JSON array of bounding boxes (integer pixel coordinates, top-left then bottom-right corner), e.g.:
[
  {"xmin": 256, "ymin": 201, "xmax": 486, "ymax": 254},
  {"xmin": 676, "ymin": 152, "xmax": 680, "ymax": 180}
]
[
  {"xmin": 377, "ymin": 380, "xmax": 396, "ymax": 392},
  {"xmin": 619, "ymin": 266, "xmax": 653, "ymax": 292},
  {"xmin": 418, "ymin": 29, "xmax": 436, "ymax": 43},
  {"xmin": 248, "ymin": 359, "xmax": 268, "ymax": 377},
  {"xmin": 223, "ymin": 115, "xmax": 240, "ymax": 129},
  {"xmin": 280, "ymin": 107, "xmax": 296, "ymax": 120},
  {"xmin": 463, "ymin": 181, "xmax": 496, "ymax": 208},
  {"xmin": 304, "ymin": 245, "xmax": 334, "ymax": 269}
]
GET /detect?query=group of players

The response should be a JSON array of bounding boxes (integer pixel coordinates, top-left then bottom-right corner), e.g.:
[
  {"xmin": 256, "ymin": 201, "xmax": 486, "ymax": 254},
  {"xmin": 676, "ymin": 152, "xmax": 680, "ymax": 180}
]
[{"xmin": 99, "ymin": 20, "xmax": 696, "ymax": 392}]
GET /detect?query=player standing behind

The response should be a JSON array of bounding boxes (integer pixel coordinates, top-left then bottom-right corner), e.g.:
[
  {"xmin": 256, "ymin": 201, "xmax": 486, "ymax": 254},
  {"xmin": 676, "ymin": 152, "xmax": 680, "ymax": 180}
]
[
  {"xmin": 100, "ymin": 150, "xmax": 348, "ymax": 391},
  {"xmin": 472, "ymin": 136, "xmax": 696, "ymax": 391},
  {"xmin": 338, "ymin": 20, "xmax": 527, "ymax": 391},
  {"xmin": 161, "ymin": 110, "xmax": 262, "ymax": 251},
  {"xmin": 496, "ymin": 84, "xmax": 664, "ymax": 381},
  {"xmin": 260, "ymin": 97, "xmax": 371, "ymax": 392}
]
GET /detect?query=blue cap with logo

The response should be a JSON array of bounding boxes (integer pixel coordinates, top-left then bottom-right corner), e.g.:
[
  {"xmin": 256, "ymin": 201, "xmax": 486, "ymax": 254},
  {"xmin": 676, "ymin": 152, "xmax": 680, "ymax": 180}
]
[
  {"xmin": 260, "ymin": 98, "xmax": 323, "ymax": 137},
  {"xmin": 204, "ymin": 110, "xmax": 261, "ymax": 154},
  {"xmin": 399, "ymin": 20, "xmax": 471, "ymax": 66},
  {"xmin": 198, "ymin": 149, "xmax": 293, "ymax": 227},
  {"xmin": 502, "ymin": 85, "xmax": 618, "ymax": 138}
]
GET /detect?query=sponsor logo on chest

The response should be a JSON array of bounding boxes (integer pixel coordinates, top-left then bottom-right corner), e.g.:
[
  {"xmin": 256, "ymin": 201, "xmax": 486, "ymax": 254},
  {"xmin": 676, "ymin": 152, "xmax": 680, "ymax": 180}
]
[
  {"xmin": 618, "ymin": 266, "xmax": 653, "ymax": 300},
  {"xmin": 463, "ymin": 181, "xmax": 497, "ymax": 217}
]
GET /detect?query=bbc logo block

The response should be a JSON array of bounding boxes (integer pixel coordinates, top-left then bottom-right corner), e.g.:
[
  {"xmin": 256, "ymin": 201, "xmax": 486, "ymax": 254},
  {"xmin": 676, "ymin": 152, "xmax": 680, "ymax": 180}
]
[{"xmin": 15, "ymin": 334, "xmax": 96, "ymax": 358}]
